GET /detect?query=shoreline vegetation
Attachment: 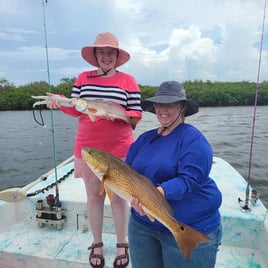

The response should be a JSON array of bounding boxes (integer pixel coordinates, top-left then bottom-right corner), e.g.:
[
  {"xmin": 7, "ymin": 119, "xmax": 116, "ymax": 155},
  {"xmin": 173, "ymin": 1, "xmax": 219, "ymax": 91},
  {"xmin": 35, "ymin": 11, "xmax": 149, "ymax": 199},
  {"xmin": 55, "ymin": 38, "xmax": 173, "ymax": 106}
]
[{"xmin": 0, "ymin": 78, "xmax": 268, "ymax": 110}]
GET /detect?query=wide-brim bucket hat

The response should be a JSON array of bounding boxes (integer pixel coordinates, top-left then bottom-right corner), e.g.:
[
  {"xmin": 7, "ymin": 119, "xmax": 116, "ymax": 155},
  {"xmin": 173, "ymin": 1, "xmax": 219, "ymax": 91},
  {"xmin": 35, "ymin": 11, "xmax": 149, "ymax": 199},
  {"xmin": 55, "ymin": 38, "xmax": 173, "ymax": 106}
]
[
  {"xmin": 141, "ymin": 81, "xmax": 199, "ymax": 117},
  {"xmin": 81, "ymin": 32, "xmax": 130, "ymax": 68}
]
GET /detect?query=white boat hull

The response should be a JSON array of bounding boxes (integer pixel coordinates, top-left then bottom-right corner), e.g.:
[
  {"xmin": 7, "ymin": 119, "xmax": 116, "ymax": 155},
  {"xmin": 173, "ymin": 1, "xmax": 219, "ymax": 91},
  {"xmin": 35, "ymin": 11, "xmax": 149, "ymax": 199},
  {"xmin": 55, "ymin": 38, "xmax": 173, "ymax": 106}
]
[{"xmin": 0, "ymin": 157, "xmax": 267, "ymax": 267}]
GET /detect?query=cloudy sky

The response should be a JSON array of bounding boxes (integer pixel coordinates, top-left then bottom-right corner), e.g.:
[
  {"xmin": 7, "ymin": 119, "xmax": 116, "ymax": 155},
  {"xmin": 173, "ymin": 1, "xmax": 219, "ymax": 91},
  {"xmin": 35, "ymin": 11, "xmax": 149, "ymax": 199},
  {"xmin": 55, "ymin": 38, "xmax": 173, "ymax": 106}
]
[{"xmin": 0, "ymin": 0, "xmax": 267, "ymax": 86}]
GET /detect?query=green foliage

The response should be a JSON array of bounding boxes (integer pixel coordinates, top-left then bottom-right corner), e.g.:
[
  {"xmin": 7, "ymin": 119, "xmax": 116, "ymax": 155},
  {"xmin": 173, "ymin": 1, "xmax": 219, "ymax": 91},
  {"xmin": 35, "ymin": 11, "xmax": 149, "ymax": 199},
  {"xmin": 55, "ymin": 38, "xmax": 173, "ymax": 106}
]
[
  {"xmin": 139, "ymin": 80, "xmax": 268, "ymax": 107},
  {"xmin": 0, "ymin": 78, "xmax": 267, "ymax": 110},
  {"xmin": 139, "ymin": 84, "xmax": 157, "ymax": 100}
]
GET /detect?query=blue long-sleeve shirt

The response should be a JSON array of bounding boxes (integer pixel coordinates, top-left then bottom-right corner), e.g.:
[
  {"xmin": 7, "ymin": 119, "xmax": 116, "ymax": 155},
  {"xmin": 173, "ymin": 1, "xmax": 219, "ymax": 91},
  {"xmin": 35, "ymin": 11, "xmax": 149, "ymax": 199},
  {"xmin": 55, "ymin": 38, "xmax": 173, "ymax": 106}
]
[{"xmin": 126, "ymin": 123, "xmax": 222, "ymax": 235}]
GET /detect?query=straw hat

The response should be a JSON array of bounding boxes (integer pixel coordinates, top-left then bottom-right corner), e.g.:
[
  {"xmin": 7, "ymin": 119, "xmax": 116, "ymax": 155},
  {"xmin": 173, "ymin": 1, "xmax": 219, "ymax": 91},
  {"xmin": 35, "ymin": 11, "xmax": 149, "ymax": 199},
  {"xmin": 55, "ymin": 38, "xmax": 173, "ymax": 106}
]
[
  {"xmin": 81, "ymin": 32, "xmax": 130, "ymax": 67},
  {"xmin": 141, "ymin": 81, "xmax": 199, "ymax": 117}
]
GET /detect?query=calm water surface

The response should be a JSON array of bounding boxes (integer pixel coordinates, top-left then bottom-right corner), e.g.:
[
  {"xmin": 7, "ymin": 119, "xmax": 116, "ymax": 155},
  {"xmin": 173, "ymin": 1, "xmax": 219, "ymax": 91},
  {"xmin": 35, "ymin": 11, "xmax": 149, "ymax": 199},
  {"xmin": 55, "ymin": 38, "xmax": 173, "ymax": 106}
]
[{"xmin": 0, "ymin": 106, "xmax": 267, "ymax": 207}]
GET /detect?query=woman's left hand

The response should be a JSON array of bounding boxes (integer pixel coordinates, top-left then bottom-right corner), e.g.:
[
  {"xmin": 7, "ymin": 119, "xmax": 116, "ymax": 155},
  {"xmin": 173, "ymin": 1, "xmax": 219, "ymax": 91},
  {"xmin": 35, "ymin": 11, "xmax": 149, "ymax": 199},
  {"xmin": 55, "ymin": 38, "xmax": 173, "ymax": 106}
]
[
  {"xmin": 156, "ymin": 186, "xmax": 165, "ymax": 197},
  {"xmin": 130, "ymin": 186, "xmax": 165, "ymax": 216},
  {"xmin": 46, "ymin": 93, "xmax": 62, "ymax": 109},
  {"xmin": 130, "ymin": 198, "xmax": 146, "ymax": 216}
]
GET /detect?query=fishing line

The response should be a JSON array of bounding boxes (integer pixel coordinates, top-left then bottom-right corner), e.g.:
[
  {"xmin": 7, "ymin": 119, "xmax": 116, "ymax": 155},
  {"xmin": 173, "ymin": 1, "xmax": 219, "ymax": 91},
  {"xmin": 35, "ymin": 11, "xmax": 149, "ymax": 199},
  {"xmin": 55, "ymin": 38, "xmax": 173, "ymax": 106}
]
[
  {"xmin": 41, "ymin": 0, "xmax": 60, "ymax": 201},
  {"xmin": 242, "ymin": 0, "xmax": 266, "ymax": 211},
  {"xmin": 32, "ymin": 106, "xmax": 45, "ymax": 126}
]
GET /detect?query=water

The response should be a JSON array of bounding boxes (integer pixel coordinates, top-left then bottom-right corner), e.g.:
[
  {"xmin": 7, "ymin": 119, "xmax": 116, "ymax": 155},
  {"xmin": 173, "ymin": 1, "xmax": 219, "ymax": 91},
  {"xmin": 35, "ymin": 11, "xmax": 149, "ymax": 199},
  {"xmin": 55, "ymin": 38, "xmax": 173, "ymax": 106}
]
[{"xmin": 0, "ymin": 106, "xmax": 267, "ymax": 207}]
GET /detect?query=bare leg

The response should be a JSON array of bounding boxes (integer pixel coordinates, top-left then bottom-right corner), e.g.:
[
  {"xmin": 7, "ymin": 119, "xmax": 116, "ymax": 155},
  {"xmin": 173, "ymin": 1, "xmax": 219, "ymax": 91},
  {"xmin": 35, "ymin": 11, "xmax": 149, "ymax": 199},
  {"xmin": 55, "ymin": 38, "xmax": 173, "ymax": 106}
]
[
  {"xmin": 76, "ymin": 156, "xmax": 129, "ymax": 266},
  {"xmin": 83, "ymin": 178, "xmax": 106, "ymax": 266},
  {"xmin": 111, "ymin": 194, "xmax": 129, "ymax": 266}
]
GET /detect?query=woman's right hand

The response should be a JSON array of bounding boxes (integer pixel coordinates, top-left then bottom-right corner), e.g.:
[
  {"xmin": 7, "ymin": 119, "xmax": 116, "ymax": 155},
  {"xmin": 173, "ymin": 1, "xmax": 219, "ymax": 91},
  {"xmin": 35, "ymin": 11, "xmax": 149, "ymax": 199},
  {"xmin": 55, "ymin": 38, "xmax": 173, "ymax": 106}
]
[
  {"xmin": 46, "ymin": 93, "xmax": 62, "ymax": 109},
  {"xmin": 130, "ymin": 198, "xmax": 146, "ymax": 216}
]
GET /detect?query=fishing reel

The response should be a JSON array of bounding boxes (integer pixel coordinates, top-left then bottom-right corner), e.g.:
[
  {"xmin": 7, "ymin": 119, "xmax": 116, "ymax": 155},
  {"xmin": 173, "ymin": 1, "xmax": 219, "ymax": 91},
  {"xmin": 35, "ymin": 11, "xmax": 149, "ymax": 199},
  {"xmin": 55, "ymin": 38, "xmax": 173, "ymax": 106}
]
[
  {"xmin": 238, "ymin": 189, "xmax": 260, "ymax": 213},
  {"xmin": 36, "ymin": 194, "xmax": 66, "ymax": 229}
]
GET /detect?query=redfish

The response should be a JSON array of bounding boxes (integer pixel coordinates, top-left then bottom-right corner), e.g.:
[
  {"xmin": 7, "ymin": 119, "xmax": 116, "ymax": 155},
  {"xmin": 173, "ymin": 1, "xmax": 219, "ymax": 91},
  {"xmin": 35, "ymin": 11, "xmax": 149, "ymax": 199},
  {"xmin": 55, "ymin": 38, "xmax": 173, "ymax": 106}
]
[
  {"xmin": 81, "ymin": 147, "xmax": 211, "ymax": 260},
  {"xmin": 32, "ymin": 94, "xmax": 130, "ymax": 123}
]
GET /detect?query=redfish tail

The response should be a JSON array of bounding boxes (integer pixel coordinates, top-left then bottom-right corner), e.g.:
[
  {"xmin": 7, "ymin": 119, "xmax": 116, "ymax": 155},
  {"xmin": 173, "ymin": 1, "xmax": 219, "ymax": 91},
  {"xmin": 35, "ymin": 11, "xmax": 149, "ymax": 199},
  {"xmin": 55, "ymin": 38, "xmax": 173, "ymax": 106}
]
[{"xmin": 172, "ymin": 222, "xmax": 211, "ymax": 260}]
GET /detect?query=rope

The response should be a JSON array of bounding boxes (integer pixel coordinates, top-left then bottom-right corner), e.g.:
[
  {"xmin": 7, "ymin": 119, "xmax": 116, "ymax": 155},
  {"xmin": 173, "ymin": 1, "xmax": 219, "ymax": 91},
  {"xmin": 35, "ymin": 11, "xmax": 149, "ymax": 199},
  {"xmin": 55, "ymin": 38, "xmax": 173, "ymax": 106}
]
[
  {"xmin": 27, "ymin": 168, "xmax": 74, "ymax": 198},
  {"xmin": 243, "ymin": 0, "xmax": 267, "ymax": 210}
]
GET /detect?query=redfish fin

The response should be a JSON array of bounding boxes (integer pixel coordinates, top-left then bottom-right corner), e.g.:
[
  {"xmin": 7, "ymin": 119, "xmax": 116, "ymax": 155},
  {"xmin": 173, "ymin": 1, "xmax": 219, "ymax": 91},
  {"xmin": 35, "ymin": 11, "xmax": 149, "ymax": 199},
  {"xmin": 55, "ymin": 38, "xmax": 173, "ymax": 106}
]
[
  {"xmin": 105, "ymin": 187, "xmax": 114, "ymax": 202},
  {"xmin": 88, "ymin": 115, "xmax": 96, "ymax": 121},
  {"xmin": 173, "ymin": 222, "xmax": 212, "ymax": 260},
  {"xmin": 87, "ymin": 109, "xmax": 96, "ymax": 121},
  {"xmin": 99, "ymin": 177, "xmax": 105, "ymax": 196},
  {"xmin": 99, "ymin": 175, "xmax": 113, "ymax": 201},
  {"xmin": 146, "ymin": 213, "xmax": 155, "ymax": 222}
]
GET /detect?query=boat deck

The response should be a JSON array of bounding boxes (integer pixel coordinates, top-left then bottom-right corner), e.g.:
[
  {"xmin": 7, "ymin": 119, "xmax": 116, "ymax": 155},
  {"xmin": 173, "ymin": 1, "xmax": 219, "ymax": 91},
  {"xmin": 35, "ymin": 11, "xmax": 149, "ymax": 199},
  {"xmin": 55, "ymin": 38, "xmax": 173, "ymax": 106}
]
[
  {"xmin": 0, "ymin": 157, "xmax": 267, "ymax": 268},
  {"xmin": 0, "ymin": 222, "xmax": 266, "ymax": 268}
]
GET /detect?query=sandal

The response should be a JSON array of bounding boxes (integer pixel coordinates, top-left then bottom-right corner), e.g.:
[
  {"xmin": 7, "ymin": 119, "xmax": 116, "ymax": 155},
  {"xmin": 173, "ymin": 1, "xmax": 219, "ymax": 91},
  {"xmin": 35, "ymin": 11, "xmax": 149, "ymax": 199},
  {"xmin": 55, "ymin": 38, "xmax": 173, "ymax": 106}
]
[
  {"xmin": 88, "ymin": 242, "xmax": 105, "ymax": 268},
  {"xmin": 113, "ymin": 243, "xmax": 129, "ymax": 268}
]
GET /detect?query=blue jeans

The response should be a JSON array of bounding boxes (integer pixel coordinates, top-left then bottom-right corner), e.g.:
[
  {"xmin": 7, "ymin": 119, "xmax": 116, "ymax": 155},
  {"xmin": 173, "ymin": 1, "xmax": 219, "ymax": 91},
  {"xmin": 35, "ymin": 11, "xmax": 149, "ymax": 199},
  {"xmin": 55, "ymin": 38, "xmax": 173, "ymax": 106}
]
[{"xmin": 128, "ymin": 216, "xmax": 222, "ymax": 268}]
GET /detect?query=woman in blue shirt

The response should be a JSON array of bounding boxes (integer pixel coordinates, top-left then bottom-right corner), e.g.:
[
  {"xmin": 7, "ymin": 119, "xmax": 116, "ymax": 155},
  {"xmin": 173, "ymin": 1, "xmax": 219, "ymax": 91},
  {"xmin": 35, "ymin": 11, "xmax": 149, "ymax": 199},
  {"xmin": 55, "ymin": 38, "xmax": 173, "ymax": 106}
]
[{"xmin": 126, "ymin": 81, "xmax": 222, "ymax": 268}]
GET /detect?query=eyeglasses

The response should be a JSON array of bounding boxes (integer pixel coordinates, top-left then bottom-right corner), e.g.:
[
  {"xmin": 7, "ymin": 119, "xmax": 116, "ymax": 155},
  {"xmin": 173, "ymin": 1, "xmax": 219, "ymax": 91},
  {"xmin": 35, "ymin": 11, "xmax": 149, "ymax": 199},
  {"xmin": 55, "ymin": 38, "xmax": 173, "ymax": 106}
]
[{"xmin": 153, "ymin": 102, "xmax": 180, "ymax": 109}]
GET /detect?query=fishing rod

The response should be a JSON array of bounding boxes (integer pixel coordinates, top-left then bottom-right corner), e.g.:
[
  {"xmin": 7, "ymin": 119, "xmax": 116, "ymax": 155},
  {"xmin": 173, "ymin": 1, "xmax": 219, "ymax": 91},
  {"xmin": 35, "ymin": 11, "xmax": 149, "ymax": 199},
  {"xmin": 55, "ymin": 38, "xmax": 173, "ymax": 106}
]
[
  {"xmin": 241, "ymin": 0, "xmax": 267, "ymax": 212},
  {"xmin": 41, "ymin": 0, "xmax": 60, "ymax": 203},
  {"xmin": 0, "ymin": 0, "xmax": 65, "ymax": 205}
]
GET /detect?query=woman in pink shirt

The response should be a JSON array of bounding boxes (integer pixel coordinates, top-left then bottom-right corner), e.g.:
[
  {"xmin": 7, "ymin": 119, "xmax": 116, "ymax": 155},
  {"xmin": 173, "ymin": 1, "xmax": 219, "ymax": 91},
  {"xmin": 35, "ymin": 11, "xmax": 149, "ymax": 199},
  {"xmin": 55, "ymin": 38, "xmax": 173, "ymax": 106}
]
[{"xmin": 47, "ymin": 32, "xmax": 142, "ymax": 268}]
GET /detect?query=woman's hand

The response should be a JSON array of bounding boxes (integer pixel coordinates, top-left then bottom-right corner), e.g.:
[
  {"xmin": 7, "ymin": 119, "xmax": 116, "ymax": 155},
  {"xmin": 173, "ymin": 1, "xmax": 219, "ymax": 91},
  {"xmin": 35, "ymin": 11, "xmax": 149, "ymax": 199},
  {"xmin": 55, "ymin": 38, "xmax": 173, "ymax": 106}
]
[
  {"xmin": 46, "ymin": 93, "xmax": 62, "ymax": 109},
  {"xmin": 130, "ymin": 198, "xmax": 146, "ymax": 216},
  {"xmin": 130, "ymin": 186, "xmax": 165, "ymax": 216},
  {"xmin": 156, "ymin": 186, "xmax": 165, "ymax": 197}
]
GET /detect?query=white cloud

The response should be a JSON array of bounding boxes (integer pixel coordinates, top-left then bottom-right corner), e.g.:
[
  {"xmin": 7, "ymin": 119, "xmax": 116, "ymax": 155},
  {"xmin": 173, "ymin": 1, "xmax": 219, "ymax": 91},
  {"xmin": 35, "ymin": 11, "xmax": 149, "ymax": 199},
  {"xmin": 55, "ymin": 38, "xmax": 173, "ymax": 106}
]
[{"xmin": 0, "ymin": 0, "xmax": 267, "ymax": 86}]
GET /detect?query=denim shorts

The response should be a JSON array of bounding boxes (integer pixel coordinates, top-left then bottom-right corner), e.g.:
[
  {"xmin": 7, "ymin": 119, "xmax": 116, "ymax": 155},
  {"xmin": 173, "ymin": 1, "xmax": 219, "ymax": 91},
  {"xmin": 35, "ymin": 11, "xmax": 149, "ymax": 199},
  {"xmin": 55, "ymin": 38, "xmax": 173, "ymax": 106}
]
[{"xmin": 128, "ymin": 216, "xmax": 222, "ymax": 268}]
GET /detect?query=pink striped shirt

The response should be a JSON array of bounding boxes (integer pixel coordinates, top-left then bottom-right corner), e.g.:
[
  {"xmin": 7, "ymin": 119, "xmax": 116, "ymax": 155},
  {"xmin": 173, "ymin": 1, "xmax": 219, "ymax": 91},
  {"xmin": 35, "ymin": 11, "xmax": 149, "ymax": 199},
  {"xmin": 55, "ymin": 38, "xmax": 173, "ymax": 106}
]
[{"xmin": 61, "ymin": 70, "xmax": 142, "ymax": 158}]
